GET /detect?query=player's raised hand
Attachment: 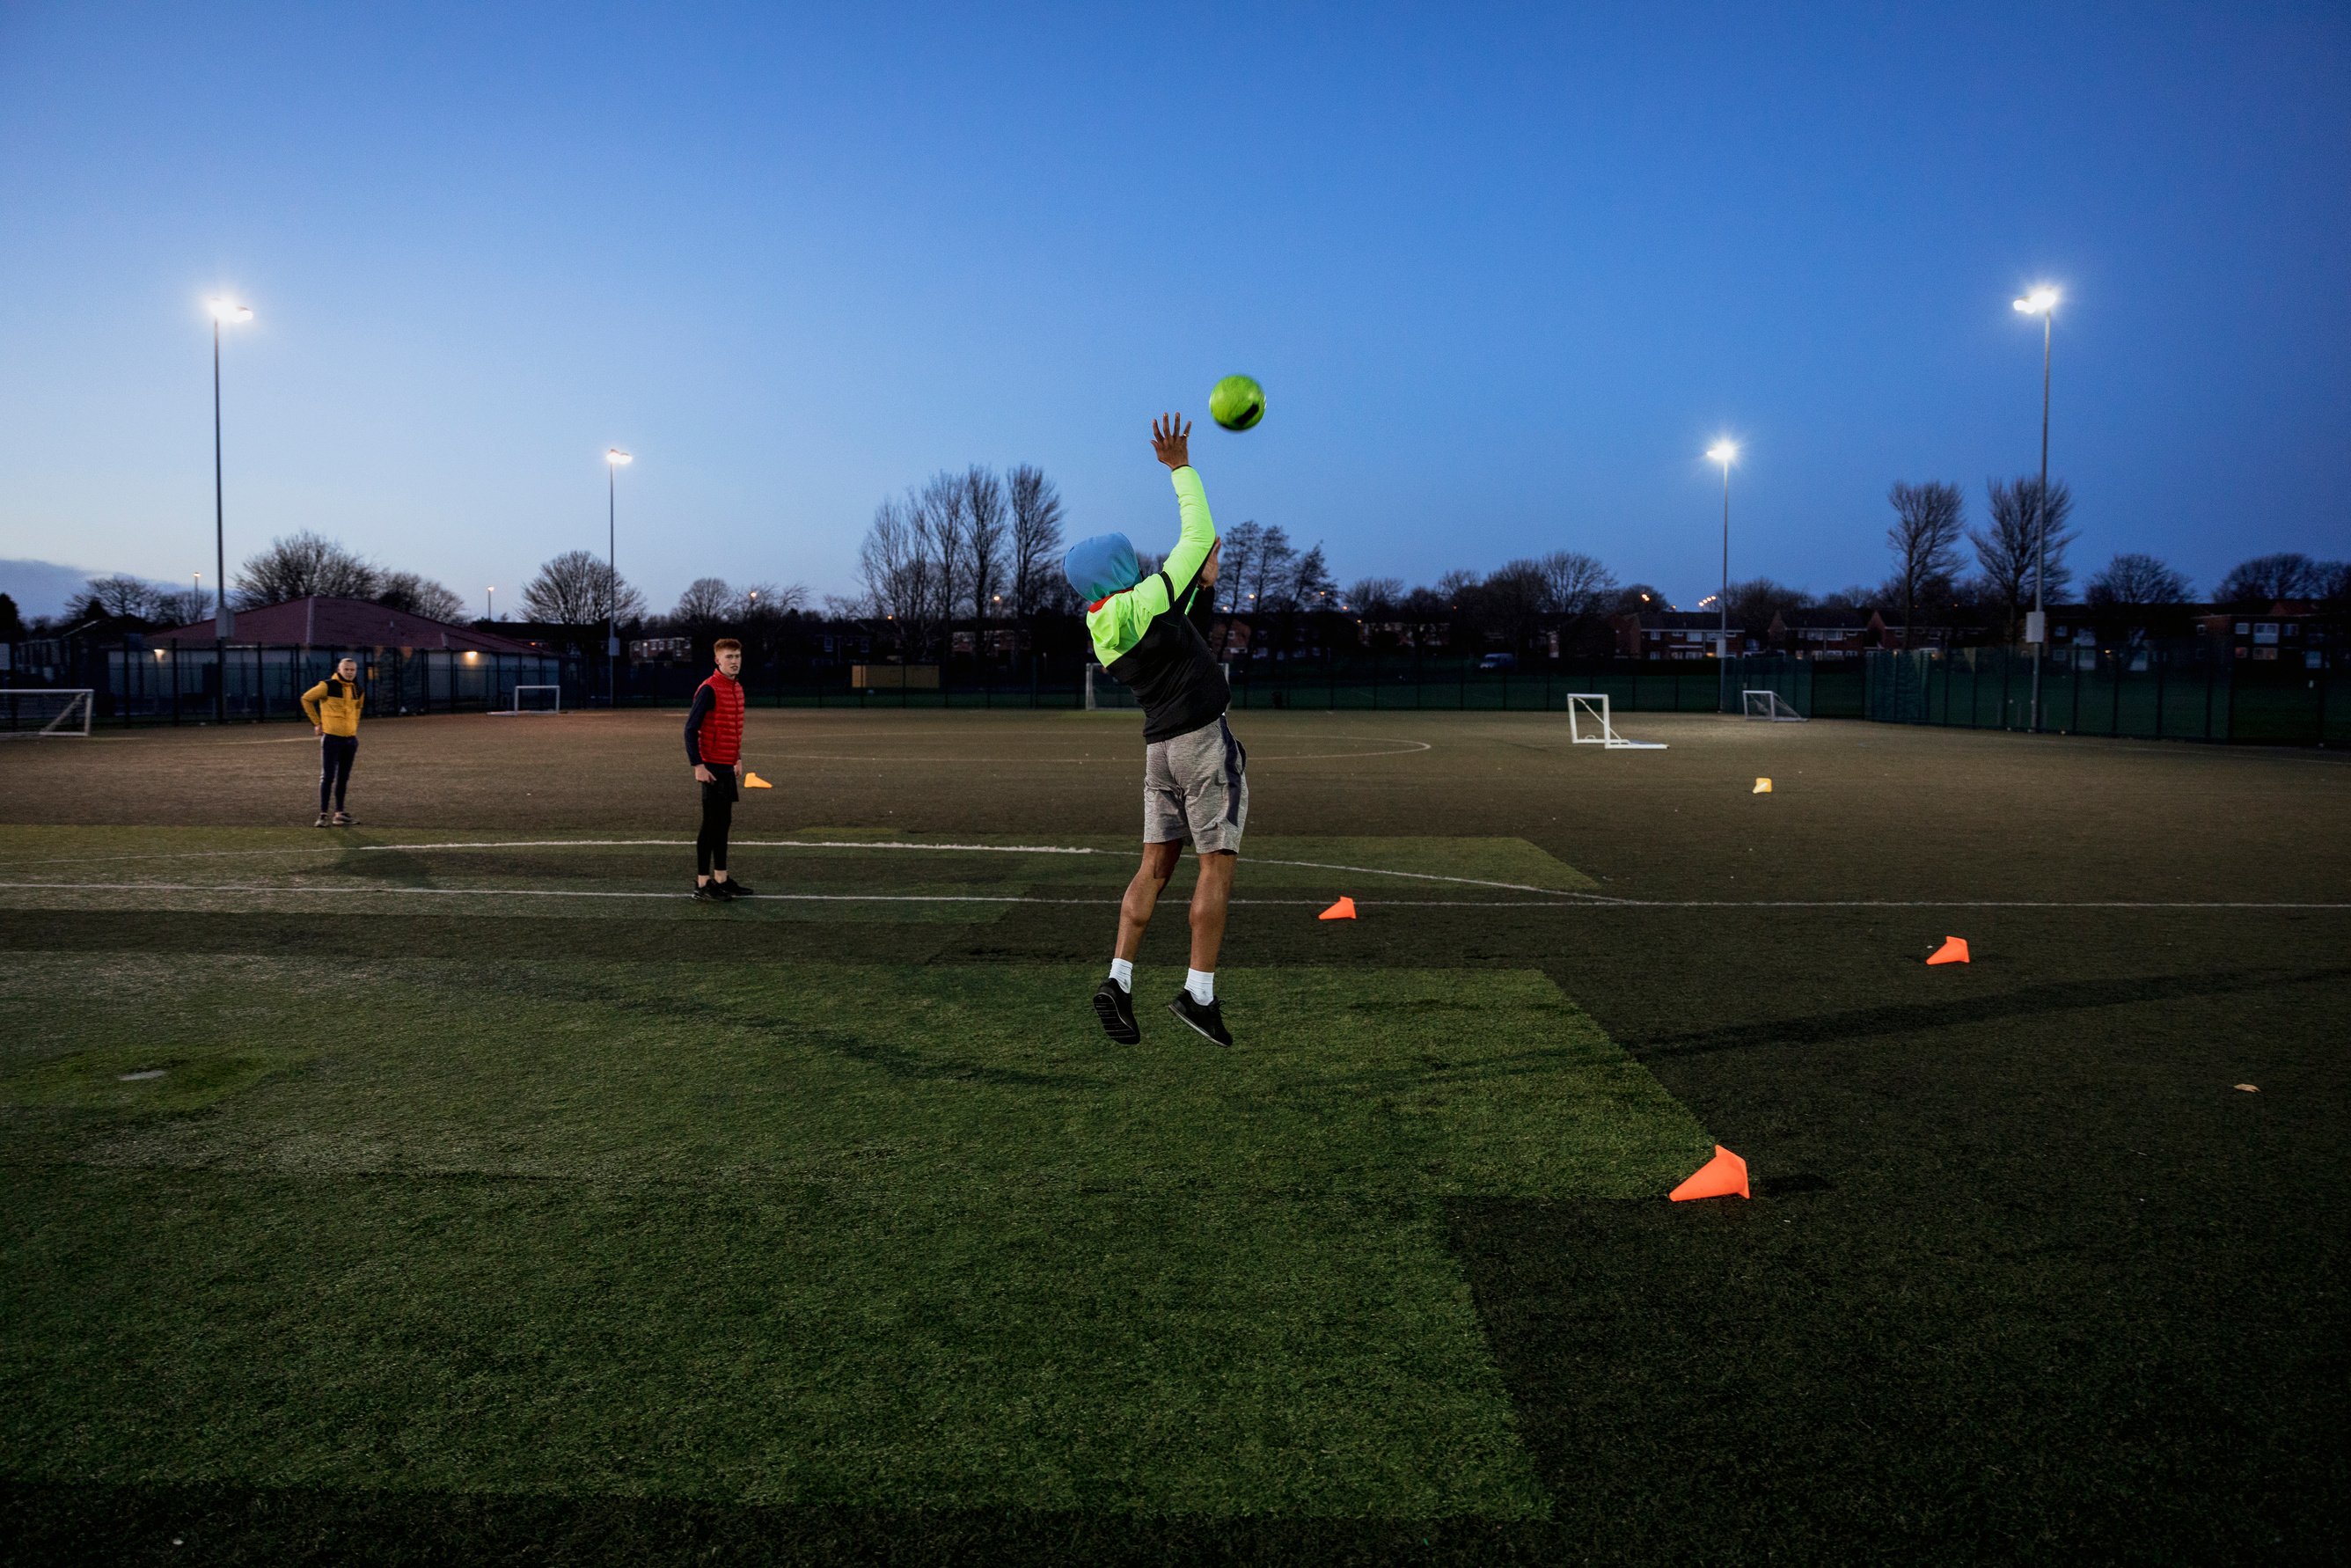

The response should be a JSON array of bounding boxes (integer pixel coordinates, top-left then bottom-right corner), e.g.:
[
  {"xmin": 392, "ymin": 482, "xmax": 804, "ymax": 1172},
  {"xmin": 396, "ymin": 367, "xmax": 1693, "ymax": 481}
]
[{"xmin": 1151, "ymin": 414, "xmax": 1191, "ymax": 471}]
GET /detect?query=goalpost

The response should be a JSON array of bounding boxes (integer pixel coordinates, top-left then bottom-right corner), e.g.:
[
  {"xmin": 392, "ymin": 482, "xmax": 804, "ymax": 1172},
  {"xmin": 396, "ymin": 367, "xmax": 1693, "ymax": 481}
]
[
  {"xmin": 490, "ymin": 685, "xmax": 562, "ymax": 716},
  {"xmin": 0, "ymin": 689, "xmax": 93, "ymax": 737},
  {"xmin": 1741, "ymin": 689, "xmax": 1807, "ymax": 722},
  {"xmin": 1084, "ymin": 664, "xmax": 1138, "ymax": 711},
  {"xmin": 1565, "ymin": 692, "xmax": 1666, "ymax": 750}
]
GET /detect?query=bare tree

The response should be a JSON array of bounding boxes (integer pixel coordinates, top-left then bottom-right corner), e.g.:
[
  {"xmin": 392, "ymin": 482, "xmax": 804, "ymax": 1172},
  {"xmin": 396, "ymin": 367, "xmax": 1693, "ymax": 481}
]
[
  {"xmin": 2215, "ymin": 552, "xmax": 2331, "ymax": 604},
  {"xmin": 1211, "ymin": 518, "xmax": 1262, "ymax": 621},
  {"xmin": 1005, "ymin": 465, "xmax": 1066, "ymax": 621},
  {"xmin": 84, "ymin": 575, "xmax": 164, "ymax": 619},
  {"xmin": 375, "ymin": 570, "xmax": 466, "ymax": 623},
  {"xmin": 914, "ymin": 471, "xmax": 972, "ymax": 659},
  {"xmin": 2087, "ymin": 553, "xmax": 2192, "ymax": 607},
  {"xmin": 153, "ymin": 587, "xmax": 210, "ymax": 625},
  {"xmin": 859, "ymin": 496, "xmax": 920, "ymax": 642},
  {"xmin": 1723, "ymin": 577, "xmax": 1813, "ymax": 641},
  {"xmin": 1886, "ymin": 481, "xmax": 1965, "ymax": 647},
  {"xmin": 736, "ymin": 581, "xmax": 808, "ymax": 619},
  {"xmin": 520, "ymin": 548, "xmax": 647, "ymax": 637},
  {"xmin": 1346, "ymin": 576, "xmax": 1405, "ymax": 615},
  {"xmin": 674, "ymin": 577, "xmax": 734, "ymax": 623},
  {"xmin": 1534, "ymin": 551, "xmax": 1617, "ymax": 616},
  {"xmin": 1974, "ymin": 476, "xmax": 2076, "ymax": 637},
  {"xmin": 1241, "ymin": 524, "xmax": 1298, "ymax": 613},
  {"xmin": 1483, "ymin": 559, "xmax": 1551, "ymax": 650},
  {"xmin": 963, "ymin": 466, "xmax": 1008, "ymax": 627},
  {"xmin": 233, "ymin": 531, "xmax": 380, "ymax": 607}
]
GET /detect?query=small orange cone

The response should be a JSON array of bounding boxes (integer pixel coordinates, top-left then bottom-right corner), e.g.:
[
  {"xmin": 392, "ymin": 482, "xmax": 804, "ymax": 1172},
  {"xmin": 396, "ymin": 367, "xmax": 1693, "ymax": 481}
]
[
  {"xmin": 1926, "ymin": 935, "xmax": 1969, "ymax": 965},
  {"xmin": 1319, "ymin": 896, "xmax": 1357, "ymax": 921},
  {"xmin": 743, "ymin": 771, "xmax": 774, "ymax": 789},
  {"xmin": 1669, "ymin": 1145, "xmax": 1749, "ymax": 1202},
  {"xmin": 1753, "ymin": 777, "xmax": 1772, "ymax": 794}
]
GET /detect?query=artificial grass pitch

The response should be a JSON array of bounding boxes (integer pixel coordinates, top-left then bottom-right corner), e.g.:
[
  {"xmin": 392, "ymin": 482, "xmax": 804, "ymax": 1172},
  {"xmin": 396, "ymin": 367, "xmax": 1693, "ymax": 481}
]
[{"xmin": 0, "ymin": 953, "xmax": 1712, "ymax": 1517}]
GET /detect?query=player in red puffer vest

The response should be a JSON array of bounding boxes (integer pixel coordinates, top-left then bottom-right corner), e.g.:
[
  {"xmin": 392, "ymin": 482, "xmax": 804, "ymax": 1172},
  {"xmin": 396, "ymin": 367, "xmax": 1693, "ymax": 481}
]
[{"xmin": 683, "ymin": 638, "xmax": 754, "ymax": 900}]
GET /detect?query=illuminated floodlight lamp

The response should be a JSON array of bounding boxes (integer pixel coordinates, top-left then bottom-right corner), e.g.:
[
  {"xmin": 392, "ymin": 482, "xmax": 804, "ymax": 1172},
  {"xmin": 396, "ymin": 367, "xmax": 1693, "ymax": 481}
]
[
  {"xmin": 209, "ymin": 299, "xmax": 253, "ymax": 323},
  {"xmin": 1706, "ymin": 441, "xmax": 1738, "ymax": 465},
  {"xmin": 2012, "ymin": 286, "xmax": 2060, "ymax": 314},
  {"xmin": 605, "ymin": 448, "xmax": 633, "ymax": 465}
]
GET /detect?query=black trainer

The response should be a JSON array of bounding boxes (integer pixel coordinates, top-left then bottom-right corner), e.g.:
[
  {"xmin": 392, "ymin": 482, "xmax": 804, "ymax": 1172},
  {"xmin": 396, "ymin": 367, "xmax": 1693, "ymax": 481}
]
[
  {"xmin": 694, "ymin": 880, "xmax": 727, "ymax": 901},
  {"xmin": 1167, "ymin": 990, "xmax": 1234, "ymax": 1047},
  {"xmin": 1092, "ymin": 978, "xmax": 1140, "ymax": 1044},
  {"xmin": 714, "ymin": 878, "xmax": 754, "ymax": 898}
]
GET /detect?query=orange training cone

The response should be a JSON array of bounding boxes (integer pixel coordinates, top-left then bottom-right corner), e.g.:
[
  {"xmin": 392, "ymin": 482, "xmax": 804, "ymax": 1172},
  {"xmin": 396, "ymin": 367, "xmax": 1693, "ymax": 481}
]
[
  {"xmin": 1669, "ymin": 1145, "xmax": 1750, "ymax": 1202},
  {"xmin": 1319, "ymin": 896, "xmax": 1357, "ymax": 921},
  {"xmin": 743, "ymin": 771, "xmax": 773, "ymax": 789},
  {"xmin": 1926, "ymin": 935, "xmax": 1969, "ymax": 965}
]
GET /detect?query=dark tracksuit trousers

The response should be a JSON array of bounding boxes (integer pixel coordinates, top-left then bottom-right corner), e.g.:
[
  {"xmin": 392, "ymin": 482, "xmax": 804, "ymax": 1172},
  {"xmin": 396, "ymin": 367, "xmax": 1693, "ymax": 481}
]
[
  {"xmin": 698, "ymin": 769, "xmax": 737, "ymax": 875},
  {"xmin": 319, "ymin": 736, "xmax": 357, "ymax": 813}
]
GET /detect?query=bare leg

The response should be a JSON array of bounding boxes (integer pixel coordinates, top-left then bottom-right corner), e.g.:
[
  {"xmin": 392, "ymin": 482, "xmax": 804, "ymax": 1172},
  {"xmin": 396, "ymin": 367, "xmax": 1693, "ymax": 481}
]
[
  {"xmin": 1190, "ymin": 850, "xmax": 1234, "ymax": 971},
  {"xmin": 1115, "ymin": 840, "xmax": 1184, "ymax": 962}
]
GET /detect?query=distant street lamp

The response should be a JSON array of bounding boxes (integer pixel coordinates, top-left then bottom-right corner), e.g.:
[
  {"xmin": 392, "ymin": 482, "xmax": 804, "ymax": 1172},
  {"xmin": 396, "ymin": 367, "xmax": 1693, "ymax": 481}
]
[
  {"xmin": 605, "ymin": 448, "xmax": 632, "ymax": 706},
  {"xmin": 1706, "ymin": 441, "xmax": 1738, "ymax": 707},
  {"xmin": 486, "ymin": 586, "xmax": 494, "ymax": 621},
  {"xmin": 208, "ymin": 298, "xmax": 253, "ymax": 722},
  {"xmin": 2013, "ymin": 286, "xmax": 2059, "ymax": 729}
]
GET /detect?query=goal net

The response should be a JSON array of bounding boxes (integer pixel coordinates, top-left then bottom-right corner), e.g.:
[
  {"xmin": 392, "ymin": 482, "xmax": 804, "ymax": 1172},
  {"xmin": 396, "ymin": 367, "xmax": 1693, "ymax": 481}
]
[
  {"xmin": 490, "ymin": 685, "xmax": 562, "ymax": 716},
  {"xmin": 0, "ymin": 689, "xmax": 93, "ymax": 737},
  {"xmin": 1565, "ymin": 692, "xmax": 1666, "ymax": 750},
  {"xmin": 1084, "ymin": 664, "xmax": 1138, "ymax": 711},
  {"xmin": 1741, "ymin": 689, "xmax": 1806, "ymax": 722}
]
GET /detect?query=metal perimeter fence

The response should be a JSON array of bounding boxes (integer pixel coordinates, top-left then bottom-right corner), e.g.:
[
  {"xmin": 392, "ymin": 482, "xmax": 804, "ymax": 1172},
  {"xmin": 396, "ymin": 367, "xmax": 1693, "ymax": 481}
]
[
  {"xmin": 88, "ymin": 642, "xmax": 582, "ymax": 724},
  {"xmin": 26, "ymin": 639, "xmax": 2341, "ymax": 748}
]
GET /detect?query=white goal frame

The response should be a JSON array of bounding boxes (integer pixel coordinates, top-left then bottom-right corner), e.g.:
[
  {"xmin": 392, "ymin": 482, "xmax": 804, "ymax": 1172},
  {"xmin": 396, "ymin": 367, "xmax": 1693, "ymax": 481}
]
[
  {"xmin": 0, "ymin": 688, "xmax": 93, "ymax": 737},
  {"xmin": 1566, "ymin": 692, "xmax": 1666, "ymax": 750},
  {"xmin": 1084, "ymin": 663, "xmax": 1138, "ymax": 712},
  {"xmin": 1741, "ymin": 688, "xmax": 1807, "ymax": 722},
  {"xmin": 490, "ymin": 684, "xmax": 563, "ymax": 716}
]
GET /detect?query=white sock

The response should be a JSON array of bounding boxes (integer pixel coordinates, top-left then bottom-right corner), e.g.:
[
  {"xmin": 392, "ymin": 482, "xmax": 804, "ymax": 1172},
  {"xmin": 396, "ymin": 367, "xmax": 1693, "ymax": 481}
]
[
  {"xmin": 1185, "ymin": 968, "xmax": 1214, "ymax": 1004},
  {"xmin": 1109, "ymin": 957, "xmax": 1133, "ymax": 990}
]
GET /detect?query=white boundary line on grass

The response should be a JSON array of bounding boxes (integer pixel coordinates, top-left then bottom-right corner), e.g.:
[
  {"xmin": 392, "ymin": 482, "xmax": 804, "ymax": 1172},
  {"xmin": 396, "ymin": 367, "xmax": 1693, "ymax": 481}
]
[
  {"xmin": 348, "ymin": 838, "xmax": 1612, "ymax": 900},
  {"xmin": 3, "ymin": 880, "xmax": 2347, "ymax": 912}
]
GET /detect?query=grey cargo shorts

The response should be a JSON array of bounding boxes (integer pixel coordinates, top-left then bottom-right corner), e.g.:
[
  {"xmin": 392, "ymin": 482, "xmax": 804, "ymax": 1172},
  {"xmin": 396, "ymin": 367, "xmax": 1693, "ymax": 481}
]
[{"xmin": 1144, "ymin": 713, "xmax": 1249, "ymax": 854}]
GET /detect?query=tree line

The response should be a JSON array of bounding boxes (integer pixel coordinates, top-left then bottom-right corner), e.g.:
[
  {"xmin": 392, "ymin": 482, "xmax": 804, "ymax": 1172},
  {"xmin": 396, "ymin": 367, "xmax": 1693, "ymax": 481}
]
[{"xmin": 14, "ymin": 465, "xmax": 2345, "ymax": 657}]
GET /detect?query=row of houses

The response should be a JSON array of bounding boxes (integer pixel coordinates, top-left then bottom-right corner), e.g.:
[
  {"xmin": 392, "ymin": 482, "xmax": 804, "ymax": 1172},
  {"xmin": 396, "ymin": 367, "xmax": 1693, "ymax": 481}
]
[{"xmin": 1612, "ymin": 602, "xmax": 2341, "ymax": 664}]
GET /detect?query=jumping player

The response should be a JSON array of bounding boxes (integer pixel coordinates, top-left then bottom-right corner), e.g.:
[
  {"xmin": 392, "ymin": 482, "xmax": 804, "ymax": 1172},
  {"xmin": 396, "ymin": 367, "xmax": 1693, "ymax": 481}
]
[
  {"xmin": 683, "ymin": 638, "xmax": 756, "ymax": 901},
  {"xmin": 299, "ymin": 656, "xmax": 365, "ymax": 827},
  {"xmin": 1071, "ymin": 414, "xmax": 1245, "ymax": 1046}
]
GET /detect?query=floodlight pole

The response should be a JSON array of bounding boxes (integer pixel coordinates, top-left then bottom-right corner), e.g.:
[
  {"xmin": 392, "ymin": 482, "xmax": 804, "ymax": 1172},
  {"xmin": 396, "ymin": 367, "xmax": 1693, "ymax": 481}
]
[
  {"xmin": 607, "ymin": 461, "xmax": 619, "ymax": 708},
  {"xmin": 212, "ymin": 314, "xmax": 228, "ymax": 723},
  {"xmin": 2029, "ymin": 307, "xmax": 2052, "ymax": 733}
]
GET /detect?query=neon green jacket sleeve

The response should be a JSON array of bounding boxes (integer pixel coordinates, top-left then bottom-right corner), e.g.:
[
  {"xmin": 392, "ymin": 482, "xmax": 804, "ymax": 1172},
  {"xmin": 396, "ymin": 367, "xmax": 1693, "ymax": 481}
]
[{"xmin": 1085, "ymin": 465, "xmax": 1216, "ymax": 665}]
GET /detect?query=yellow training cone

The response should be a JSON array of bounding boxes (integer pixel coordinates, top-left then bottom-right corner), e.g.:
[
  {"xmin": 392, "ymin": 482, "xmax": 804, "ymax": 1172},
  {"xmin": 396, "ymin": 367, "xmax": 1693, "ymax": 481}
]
[
  {"xmin": 743, "ymin": 771, "xmax": 773, "ymax": 789},
  {"xmin": 1753, "ymin": 778, "xmax": 1772, "ymax": 794}
]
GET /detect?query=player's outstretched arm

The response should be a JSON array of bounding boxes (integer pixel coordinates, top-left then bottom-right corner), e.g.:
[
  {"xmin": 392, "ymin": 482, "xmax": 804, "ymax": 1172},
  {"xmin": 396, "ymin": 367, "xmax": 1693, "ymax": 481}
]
[{"xmin": 1151, "ymin": 414, "xmax": 1215, "ymax": 591}]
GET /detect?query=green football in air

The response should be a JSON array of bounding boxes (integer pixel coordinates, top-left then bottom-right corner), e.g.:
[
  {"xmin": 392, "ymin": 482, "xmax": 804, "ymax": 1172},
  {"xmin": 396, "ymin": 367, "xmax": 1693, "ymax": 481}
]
[{"xmin": 1210, "ymin": 374, "xmax": 1266, "ymax": 431}]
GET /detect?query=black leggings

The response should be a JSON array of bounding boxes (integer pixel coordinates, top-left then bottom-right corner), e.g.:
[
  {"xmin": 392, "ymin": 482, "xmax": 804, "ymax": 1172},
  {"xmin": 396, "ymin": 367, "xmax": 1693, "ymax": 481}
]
[
  {"xmin": 697, "ymin": 769, "xmax": 736, "ymax": 876},
  {"xmin": 319, "ymin": 735, "xmax": 357, "ymax": 812}
]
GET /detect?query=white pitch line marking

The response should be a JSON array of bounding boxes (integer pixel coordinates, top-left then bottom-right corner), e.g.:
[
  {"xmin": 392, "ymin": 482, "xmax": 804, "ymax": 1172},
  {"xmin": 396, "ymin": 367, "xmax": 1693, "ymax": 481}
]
[{"xmin": 3, "ymin": 881, "xmax": 2346, "ymax": 912}]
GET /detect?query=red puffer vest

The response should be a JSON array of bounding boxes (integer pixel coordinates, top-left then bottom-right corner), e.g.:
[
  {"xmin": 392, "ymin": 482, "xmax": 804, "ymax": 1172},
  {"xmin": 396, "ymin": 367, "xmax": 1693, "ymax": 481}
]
[{"xmin": 695, "ymin": 671, "xmax": 745, "ymax": 766}]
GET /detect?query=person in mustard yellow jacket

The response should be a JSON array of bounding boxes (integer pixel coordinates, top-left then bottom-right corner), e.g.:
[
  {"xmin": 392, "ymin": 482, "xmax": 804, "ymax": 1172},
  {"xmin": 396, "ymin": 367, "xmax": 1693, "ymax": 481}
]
[{"xmin": 299, "ymin": 657, "xmax": 366, "ymax": 826}]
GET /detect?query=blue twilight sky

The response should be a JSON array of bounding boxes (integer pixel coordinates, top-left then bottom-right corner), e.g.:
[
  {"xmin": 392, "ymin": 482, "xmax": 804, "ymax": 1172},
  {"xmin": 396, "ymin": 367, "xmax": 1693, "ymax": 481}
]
[{"xmin": 2, "ymin": 2, "xmax": 2347, "ymax": 619}]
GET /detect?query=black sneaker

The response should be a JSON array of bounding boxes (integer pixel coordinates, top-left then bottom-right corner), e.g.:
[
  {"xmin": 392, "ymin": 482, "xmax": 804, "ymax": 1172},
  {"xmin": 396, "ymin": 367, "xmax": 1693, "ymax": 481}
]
[
  {"xmin": 1092, "ymin": 978, "xmax": 1140, "ymax": 1044},
  {"xmin": 694, "ymin": 880, "xmax": 727, "ymax": 901},
  {"xmin": 1167, "ymin": 990, "xmax": 1234, "ymax": 1047},
  {"xmin": 714, "ymin": 878, "xmax": 754, "ymax": 898}
]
